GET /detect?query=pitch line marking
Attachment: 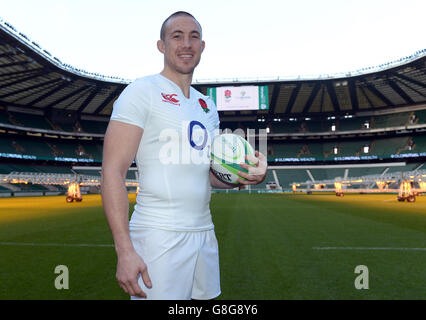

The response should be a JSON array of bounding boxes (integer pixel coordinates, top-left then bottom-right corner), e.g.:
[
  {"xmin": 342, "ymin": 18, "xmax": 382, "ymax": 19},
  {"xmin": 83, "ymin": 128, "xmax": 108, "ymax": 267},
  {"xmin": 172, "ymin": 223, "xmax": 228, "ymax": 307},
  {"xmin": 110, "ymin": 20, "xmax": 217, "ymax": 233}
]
[
  {"xmin": 312, "ymin": 247, "xmax": 426, "ymax": 251},
  {"xmin": 0, "ymin": 242, "xmax": 114, "ymax": 248}
]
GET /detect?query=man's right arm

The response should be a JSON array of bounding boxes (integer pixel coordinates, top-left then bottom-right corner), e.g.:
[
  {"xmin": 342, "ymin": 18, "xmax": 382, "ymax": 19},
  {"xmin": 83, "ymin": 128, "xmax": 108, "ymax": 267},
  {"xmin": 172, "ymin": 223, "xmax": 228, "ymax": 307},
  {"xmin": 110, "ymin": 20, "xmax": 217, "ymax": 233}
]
[{"xmin": 101, "ymin": 120, "xmax": 151, "ymax": 298}]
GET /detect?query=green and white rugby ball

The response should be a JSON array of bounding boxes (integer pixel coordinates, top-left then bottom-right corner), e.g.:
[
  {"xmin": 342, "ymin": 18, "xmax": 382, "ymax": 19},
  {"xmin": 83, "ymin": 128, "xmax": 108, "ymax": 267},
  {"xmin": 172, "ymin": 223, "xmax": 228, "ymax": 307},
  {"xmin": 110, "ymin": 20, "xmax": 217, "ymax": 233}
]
[{"xmin": 210, "ymin": 133, "xmax": 255, "ymax": 185}]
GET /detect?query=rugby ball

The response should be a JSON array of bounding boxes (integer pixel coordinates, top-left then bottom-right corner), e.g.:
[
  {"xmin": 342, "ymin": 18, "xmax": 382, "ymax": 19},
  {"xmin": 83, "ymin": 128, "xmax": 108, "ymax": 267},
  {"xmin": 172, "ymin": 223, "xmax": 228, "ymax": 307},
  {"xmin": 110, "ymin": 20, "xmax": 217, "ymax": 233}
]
[{"xmin": 210, "ymin": 133, "xmax": 255, "ymax": 185}]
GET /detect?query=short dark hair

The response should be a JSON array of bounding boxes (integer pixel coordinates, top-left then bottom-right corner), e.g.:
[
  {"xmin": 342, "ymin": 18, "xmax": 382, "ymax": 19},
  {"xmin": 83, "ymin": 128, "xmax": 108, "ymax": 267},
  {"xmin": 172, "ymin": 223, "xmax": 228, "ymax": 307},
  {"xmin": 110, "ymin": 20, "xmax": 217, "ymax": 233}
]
[{"xmin": 160, "ymin": 11, "xmax": 202, "ymax": 40}]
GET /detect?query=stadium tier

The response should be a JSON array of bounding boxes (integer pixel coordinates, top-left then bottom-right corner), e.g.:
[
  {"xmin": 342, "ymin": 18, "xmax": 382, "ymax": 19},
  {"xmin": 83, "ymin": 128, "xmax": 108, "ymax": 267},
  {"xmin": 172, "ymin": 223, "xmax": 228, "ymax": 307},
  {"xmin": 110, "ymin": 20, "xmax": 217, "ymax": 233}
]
[
  {"xmin": 0, "ymin": 108, "xmax": 108, "ymax": 134},
  {"xmin": 268, "ymin": 134, "xmax": 426, "ymax": 162},
  {"xmin": 259, "ymin": 111, "xmax": 424, "ymax": 134},
  {"xmin": 2, "ymin": 108, "xmax": 423, "ymax": 136},
  {"xmin": 0, "ymin": 134, "xmax": 102, "ymax": 162}
]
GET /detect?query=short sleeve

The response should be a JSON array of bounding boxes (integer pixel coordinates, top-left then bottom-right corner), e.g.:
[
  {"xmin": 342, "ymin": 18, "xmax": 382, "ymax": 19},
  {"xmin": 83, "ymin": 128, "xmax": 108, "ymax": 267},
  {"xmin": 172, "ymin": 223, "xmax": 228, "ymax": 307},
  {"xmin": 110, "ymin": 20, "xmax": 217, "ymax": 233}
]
[
  {"xmin": 206, "ymin": 96, "xmax": 220, "ymax": 137},
  {"xmin": 110, "ymin": 78, "xmax": 151, "ymax": 129}
]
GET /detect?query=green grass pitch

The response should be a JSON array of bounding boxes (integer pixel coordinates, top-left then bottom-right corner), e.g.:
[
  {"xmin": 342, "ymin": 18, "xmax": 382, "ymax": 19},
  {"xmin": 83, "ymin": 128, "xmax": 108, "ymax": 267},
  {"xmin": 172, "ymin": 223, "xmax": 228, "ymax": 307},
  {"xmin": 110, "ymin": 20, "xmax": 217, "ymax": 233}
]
[{"xmin": 0, "ymin": 193, "xmax": 425, "ymax": 299}]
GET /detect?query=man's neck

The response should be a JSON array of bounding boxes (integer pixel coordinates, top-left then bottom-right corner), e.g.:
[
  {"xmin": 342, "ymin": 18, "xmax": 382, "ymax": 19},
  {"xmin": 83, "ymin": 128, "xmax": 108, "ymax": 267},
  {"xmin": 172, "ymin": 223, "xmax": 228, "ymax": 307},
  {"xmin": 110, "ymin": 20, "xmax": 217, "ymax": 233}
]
[{"xmin": 160, "ymin": 69, "xmax": 193, "ymax": 98}]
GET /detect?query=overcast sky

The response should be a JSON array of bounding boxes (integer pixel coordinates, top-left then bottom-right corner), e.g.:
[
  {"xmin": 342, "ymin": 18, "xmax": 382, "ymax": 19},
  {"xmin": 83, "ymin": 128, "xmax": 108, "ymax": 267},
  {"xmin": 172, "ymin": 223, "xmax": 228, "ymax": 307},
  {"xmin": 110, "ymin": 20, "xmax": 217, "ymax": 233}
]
[{"xmin": 1, "ymin": 0, "xmax": 425, "ymax": 82}]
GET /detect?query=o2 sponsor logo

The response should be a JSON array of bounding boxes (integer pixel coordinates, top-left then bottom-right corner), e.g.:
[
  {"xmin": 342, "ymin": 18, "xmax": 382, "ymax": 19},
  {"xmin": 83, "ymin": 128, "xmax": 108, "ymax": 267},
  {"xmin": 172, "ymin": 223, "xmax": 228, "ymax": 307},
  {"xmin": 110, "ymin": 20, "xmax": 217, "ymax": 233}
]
[
  {"xmin": 159, "ymin": 120, "xmax": 211, "ymax": 165},
  {"xmin": 188, "ymin": 120, "xmax": 208, "ymax": 151}
]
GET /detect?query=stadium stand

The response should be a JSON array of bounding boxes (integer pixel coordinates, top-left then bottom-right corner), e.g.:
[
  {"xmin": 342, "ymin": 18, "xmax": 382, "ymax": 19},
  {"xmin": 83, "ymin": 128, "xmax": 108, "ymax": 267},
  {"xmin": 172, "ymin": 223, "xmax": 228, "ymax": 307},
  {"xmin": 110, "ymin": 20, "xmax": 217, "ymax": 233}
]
[
  {"xmin": 275, "ymin": 169, "xmax": 311, "ymax": 187},
  {"xmin": 0, "ymin": 18, "xmax": 425, "ymax": 194}
]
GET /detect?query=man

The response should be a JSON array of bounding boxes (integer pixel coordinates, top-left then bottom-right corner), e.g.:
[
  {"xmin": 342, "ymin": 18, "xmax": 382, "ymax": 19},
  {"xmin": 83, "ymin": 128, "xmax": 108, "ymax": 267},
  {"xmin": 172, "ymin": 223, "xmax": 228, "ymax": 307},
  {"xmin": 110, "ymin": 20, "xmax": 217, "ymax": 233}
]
[{"xmin": 101, "ymin": 11, "xmax": 267, "ymax": 300}]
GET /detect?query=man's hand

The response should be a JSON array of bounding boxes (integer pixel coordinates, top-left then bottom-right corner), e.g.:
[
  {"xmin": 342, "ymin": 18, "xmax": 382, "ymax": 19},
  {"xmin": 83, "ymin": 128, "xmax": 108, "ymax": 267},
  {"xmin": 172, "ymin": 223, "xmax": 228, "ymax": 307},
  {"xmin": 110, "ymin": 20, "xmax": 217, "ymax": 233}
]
[
  {"xmin": 116, "ymin": 249, "xmax": 152, "ymax": 298},
  {"xmin": 237, "ymin": 151, "xmax": 268, "ymax": 185}
]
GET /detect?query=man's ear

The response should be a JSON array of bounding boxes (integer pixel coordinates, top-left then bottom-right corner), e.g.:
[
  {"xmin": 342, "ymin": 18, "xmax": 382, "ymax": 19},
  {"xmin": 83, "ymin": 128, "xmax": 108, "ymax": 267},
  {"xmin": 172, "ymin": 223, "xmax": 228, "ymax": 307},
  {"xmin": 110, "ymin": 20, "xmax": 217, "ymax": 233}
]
[
  {"xmin": 157, "ymin": 39, "xmax": 165, "ymax": 54},
  {"xmin": 201, "ymin": 40, "xmax": 205, "ymax": 53}
]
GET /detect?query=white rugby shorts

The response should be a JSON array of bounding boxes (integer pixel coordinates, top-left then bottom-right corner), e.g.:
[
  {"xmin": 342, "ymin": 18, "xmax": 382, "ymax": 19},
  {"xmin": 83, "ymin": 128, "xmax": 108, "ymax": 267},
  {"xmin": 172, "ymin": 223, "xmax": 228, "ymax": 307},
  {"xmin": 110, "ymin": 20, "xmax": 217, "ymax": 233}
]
[{"xmin": 129, "ymin": 227, "xmax": 221, "ymax": 300}]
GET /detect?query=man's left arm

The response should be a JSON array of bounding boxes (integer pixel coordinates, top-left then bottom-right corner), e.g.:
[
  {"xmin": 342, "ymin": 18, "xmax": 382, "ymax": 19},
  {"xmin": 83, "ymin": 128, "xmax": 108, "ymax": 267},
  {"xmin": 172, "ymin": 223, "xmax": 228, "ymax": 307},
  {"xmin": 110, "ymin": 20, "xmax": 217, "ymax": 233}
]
[
  {"xmin": 209, "ymin": 151, "xmax": 268, "ymax": 188},
  {"xmin": 210, "ymin": 170, "xmax": 236, "ymax": 189}
]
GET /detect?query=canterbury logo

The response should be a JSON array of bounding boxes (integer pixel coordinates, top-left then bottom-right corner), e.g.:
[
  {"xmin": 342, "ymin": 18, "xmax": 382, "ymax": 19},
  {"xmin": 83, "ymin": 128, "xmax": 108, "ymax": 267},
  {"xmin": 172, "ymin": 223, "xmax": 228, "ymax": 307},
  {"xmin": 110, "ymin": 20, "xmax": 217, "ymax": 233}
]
[{"xmin": 161, "ymin": 93, "xmax": 180, "ymax": 105}]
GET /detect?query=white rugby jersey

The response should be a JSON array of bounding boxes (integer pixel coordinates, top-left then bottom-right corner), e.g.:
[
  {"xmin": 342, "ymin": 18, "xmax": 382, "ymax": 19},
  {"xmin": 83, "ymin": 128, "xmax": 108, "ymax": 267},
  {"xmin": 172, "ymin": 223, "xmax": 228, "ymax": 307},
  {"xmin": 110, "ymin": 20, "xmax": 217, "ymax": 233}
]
[{"xmin": 110, "ymin": 74, "xmax": 220, "ymax": 231}]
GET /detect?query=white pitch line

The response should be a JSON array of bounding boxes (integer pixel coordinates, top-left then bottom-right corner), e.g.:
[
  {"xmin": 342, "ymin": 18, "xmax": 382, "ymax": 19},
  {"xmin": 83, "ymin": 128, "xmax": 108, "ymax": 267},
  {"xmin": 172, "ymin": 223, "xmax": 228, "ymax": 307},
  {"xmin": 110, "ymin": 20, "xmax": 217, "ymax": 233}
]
[
  {"xmin": 0, "ymin": 242, "xmax": 114, "ymax": 248},
  {"xmin": 313, "ymin": 247, "xmax": 426, "ymax": 251}
]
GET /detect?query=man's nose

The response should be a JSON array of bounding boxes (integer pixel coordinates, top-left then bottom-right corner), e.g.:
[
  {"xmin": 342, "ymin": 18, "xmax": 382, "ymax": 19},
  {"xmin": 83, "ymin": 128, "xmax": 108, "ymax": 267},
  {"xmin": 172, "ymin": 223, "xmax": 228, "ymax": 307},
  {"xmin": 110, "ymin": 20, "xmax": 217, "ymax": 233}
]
[{"xmin": 182, "ymin": 35, "xmax": 192, "ymax": 48}]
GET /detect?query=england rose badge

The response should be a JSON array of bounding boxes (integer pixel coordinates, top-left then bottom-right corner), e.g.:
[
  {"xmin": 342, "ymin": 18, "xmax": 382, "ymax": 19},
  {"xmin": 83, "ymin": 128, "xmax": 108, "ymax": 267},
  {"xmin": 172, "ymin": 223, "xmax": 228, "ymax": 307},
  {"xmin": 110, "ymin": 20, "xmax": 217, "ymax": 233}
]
[{"xmin": 199, "ymin": 98, "xmax": 210, "ymax": 113}]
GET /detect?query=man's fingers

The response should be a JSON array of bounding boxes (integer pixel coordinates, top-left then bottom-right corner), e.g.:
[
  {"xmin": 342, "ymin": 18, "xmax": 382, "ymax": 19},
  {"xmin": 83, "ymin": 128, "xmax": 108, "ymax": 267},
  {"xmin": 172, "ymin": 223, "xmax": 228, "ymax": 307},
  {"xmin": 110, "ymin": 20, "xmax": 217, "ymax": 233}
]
[
  {"xmin": 237, "ymin": 171, "xmax": 260, "ymax": 185},
  {"xmin": 118, "ymin": 276, "xmax": 147, "ymax": 298},
  {"xmin": 239, "ymin": 161, "xmax": 263, "ymax": 176},
  {"xmin": 118, "ymin": 282, "xmax": 129, "ymax": 295},
  {"xmin": 238, "ymin": 170, "xmax": 256, "ymax": 181},
  {"xmin": 116, "ymin": 269, "xmax": 149, "ymax": 298},
  {"xmin": 237, "ymin": 150, "xmax": 268, "ymax": 185},
  {"xmin": 118, "ymin": 280, "xmax": 137, "ymax": 297},
  {"xmin": 239, "ymin": 154, "xmax": 260, "ymax": 172},
  {"xmin": 255, "ymin": 151, "xmax": 267, "ymax": 162},
  {"xmin": 244, "ymin": 152, "xmax": 267, "ymax": 167},
  {"xmin": 245, "ymin": 154, "xmax": 259, "ymax": 166},
  {"xmin": 129, "ymin": 264, "xmax": 151, "ymax": 298},
  {"xmin": 115, "ymin": 251, "xmax": 151, "ymax": 298},
  {"xmin": 141, "ymin": 266, "xmax": 152, "ymax": 289},
  {"xmin": 239, "ymin": 162, "xmax": 250, "ymax": 171},
  {"xmin": 129, "ymin": 276, "xmax": 147, "ymax": 298},
  {"xmin": 237, "ymin": 176, "xmax": 255, "ymax": 185}
]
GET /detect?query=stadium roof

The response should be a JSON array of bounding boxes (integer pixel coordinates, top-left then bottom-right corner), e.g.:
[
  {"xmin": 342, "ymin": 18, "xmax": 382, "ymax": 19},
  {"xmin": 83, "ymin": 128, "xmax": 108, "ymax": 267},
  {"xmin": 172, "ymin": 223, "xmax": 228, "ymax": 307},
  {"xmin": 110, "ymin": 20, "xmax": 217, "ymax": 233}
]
[{"xmin": 0, "ymin": 18, "xmax": 425, "ymax": 118}]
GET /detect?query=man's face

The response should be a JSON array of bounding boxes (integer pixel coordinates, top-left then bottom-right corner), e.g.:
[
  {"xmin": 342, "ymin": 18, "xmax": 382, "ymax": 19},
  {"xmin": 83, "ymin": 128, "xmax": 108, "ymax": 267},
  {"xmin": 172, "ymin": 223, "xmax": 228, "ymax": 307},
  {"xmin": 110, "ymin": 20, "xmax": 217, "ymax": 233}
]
[{"xmin": 158, "ymin": 15, "xmax": 205, "ymax": 76}]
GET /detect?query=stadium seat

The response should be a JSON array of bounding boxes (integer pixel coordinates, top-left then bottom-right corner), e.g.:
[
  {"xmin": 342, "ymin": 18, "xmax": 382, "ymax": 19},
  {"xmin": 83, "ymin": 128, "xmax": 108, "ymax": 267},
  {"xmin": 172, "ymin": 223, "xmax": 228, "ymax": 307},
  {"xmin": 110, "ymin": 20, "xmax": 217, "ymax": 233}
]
[
  {"xmin": 372, "ymin": 112, "xmax": 410, "ymax": 128},
  {"xmin": 7, "ymin": 111, "xmax": 52, "ymax": 130},
  {"xmin": 79, "ymin": 119, "xmax": 108, "ymax": 134}
]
